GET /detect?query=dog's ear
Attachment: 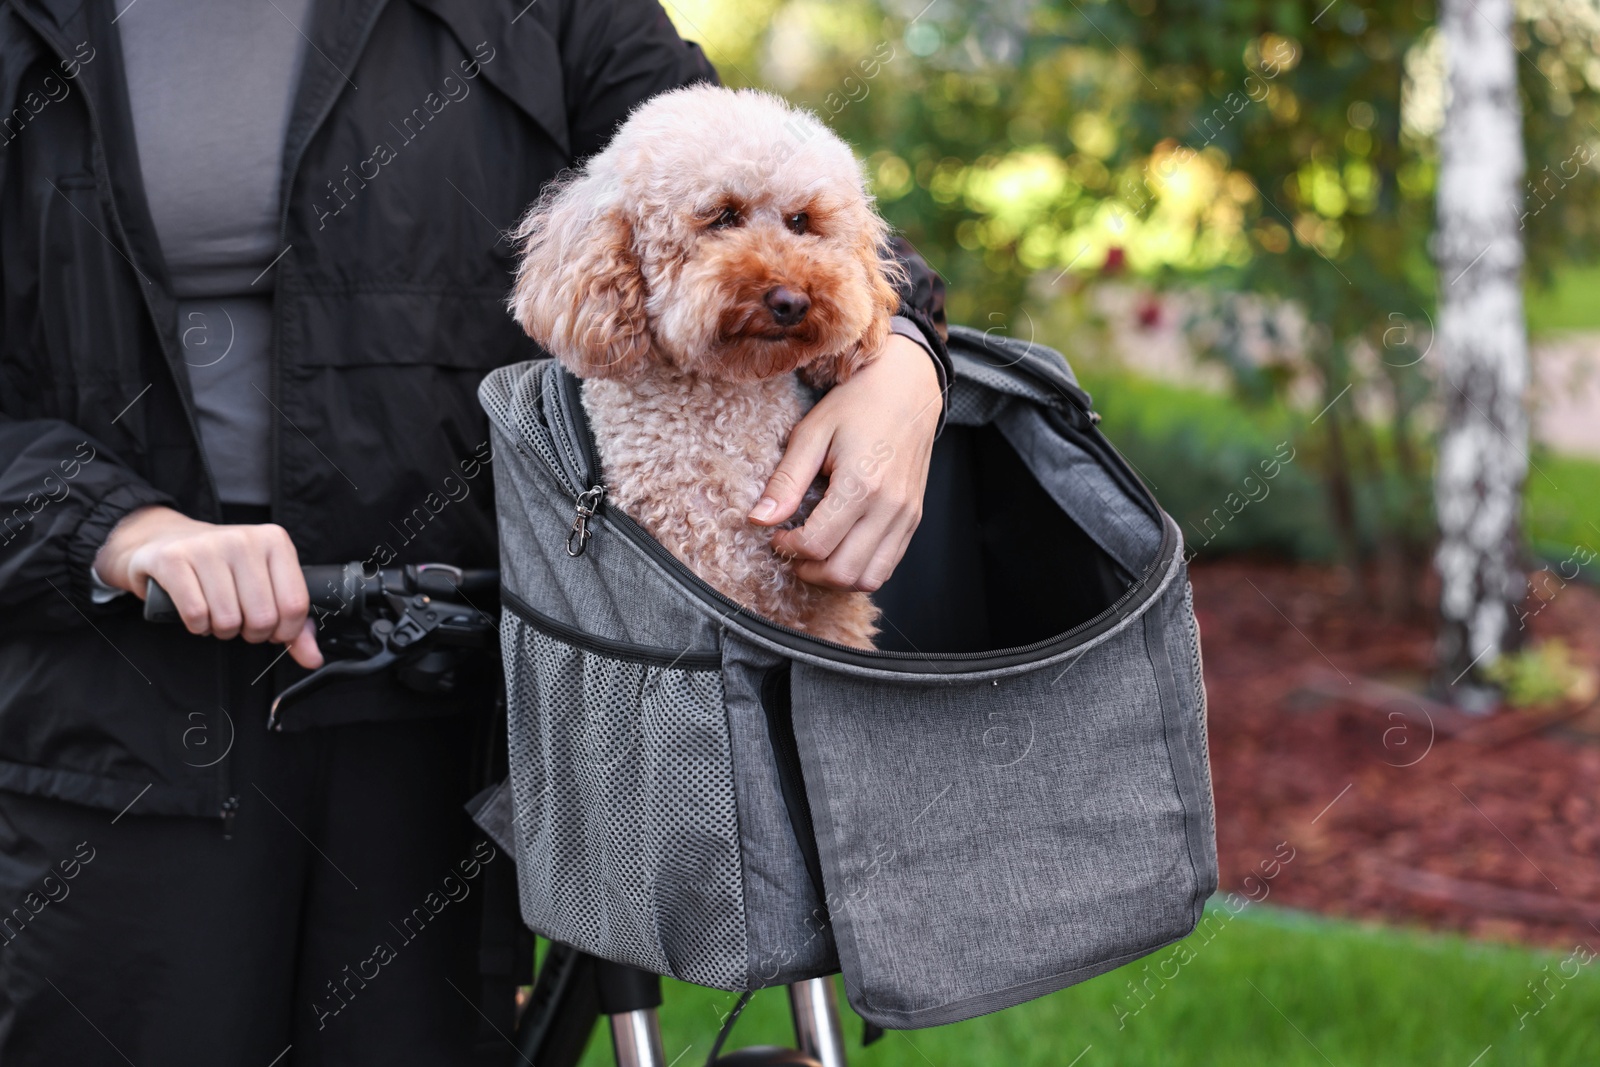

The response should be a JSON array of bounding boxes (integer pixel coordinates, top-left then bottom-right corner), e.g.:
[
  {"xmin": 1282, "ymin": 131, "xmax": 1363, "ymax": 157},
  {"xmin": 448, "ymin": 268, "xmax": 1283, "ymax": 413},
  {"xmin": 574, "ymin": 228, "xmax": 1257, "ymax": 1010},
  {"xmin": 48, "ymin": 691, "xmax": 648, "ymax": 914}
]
[
  {"xmin": 508, "ymin": 173, "xmax": 651, "ymax": 380},
  {"xmin": 800, "ymin": 225, "xmax": 905, "ymax": 389}
]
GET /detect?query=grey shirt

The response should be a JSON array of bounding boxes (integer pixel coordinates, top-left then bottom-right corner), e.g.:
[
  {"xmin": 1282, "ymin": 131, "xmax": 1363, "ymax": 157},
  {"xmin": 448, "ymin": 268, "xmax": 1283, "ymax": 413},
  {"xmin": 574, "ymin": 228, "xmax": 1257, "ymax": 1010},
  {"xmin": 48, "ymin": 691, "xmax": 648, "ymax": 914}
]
[
  {"xmin": 115, "ymin": 0, "xmax": 938, "ymax": 511},
  {"xmin": 118, "ymin": 0, "xmax": 313, "ymax": 505}
]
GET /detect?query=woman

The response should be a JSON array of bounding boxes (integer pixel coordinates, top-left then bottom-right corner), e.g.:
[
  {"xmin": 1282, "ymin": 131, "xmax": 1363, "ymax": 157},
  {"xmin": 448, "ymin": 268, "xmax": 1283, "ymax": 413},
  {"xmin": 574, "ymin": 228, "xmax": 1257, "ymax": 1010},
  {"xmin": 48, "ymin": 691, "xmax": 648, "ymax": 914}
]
[{"xmin": 0, "ymin": 0, "xmax": 947, "ymax": 1063}]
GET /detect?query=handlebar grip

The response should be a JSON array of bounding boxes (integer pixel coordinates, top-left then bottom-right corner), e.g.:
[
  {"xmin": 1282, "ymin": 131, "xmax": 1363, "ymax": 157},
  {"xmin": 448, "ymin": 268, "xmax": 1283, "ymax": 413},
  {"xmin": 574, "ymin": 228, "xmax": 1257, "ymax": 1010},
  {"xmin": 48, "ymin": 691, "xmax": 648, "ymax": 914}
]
[
  {"xmin": 142, "ymin": 567, "xmax": 363, "ymax": 624},
  {"xmin": 143, "ymin": 578, "xmax": 182, "ymax": 624},
  {"xmin": 142, "ymin": 563, "xmax": 499, "ymax": 623}
]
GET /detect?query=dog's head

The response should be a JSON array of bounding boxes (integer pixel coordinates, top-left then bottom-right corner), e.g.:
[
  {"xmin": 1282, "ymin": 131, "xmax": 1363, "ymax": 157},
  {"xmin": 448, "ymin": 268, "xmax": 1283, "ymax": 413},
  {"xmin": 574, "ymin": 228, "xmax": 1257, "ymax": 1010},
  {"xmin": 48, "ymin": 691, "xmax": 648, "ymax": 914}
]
[{"xmin": 508, "ymin": 86, "xmax": 902, "ymax": 385}]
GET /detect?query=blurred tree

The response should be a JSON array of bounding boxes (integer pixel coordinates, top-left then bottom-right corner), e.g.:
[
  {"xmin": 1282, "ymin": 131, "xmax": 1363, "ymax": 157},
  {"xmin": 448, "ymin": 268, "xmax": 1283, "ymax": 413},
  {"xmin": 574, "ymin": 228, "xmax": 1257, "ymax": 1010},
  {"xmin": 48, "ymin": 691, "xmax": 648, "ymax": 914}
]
[
  {"xmin": 669, "ymin": 0, "xmax": 1600, "ymax": 617},
  {"xmin": 1090, "ymin": 0, "xmax": 1440, "ymax": 611},
  {"xmin": 682, "ymin": 1, "xmax": 1448, "ymax": 593},
  {"xmin": 1434, "ymin": 0, "xmax": 1529, "ymax": 693}
]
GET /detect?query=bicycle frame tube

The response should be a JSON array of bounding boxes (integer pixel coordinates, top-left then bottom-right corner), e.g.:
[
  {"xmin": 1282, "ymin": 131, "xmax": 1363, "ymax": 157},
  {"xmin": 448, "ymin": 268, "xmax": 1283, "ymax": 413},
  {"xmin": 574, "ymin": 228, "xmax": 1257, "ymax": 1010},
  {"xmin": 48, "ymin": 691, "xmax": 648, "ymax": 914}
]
[
  {"xmin": 609, "ymin": 1008, "xmax": 668, "ymax": 1067},
  {"xmin": 788, "ymin": 978, "xmax": 847, "ymax": 1067}
]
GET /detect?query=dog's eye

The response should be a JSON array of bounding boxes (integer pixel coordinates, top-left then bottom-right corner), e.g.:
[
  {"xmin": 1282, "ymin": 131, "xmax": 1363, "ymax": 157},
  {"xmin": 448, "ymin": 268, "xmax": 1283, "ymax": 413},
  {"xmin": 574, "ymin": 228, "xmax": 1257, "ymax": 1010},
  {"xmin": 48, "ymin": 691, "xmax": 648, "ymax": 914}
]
[
  {"xmin": 785, "ymin": 211, "xmax": 810, "ymax": 235},
  {"xmin": 709, "ymin": 206, "xmax": 742, "ymax": 230}
]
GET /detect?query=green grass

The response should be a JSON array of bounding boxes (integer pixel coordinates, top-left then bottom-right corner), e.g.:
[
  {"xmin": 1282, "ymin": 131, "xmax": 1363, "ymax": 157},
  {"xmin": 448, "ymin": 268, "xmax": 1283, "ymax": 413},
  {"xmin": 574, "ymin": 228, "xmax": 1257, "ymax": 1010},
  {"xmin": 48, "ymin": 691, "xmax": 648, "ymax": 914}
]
[
  {"xmin": 1526, "ymin": 451, "xmax": 1600, "ymax": 565},
  {"xmin": 1527, "ymin": 264, "xmax": 1600, "ymax": 336},
  {"xmin": 576, "ymin": 906, "xmax": 1600, "ymax": 1066}
]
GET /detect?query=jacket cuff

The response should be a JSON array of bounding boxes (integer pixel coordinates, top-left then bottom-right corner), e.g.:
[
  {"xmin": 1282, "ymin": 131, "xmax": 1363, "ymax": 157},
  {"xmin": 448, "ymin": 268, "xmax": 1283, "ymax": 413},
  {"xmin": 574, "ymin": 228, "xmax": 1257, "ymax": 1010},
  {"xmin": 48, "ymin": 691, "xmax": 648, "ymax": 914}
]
[
  {"xmin": 89, "ymin": 565, "xmax": 127, "ymax": 604},
  {"xmin": 889, "ymin": 308, "xmax": 952, "ymax": 439},
  {"xmin": 66, "ymin": 482, "xmax": 175, "ymax": 610}
]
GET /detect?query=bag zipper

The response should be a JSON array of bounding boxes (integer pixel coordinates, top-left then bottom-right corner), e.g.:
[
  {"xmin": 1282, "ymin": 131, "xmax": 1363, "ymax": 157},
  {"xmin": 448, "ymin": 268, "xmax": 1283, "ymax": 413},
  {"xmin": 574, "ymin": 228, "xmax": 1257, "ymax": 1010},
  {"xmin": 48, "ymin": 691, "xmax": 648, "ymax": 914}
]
[
  {"xmin": 544, "ymin": 364, "xmax": 1176, "ymax": 674},
  {"xmin": 502, "ymin": 587, "xmax": 722, "ymax": 670},
  {"xmin": 607, "ymin": 496, "xmax": 1173, "ymax": 671},
  {"xmin": 566, "ymin": 485, "xmax": 606, "ymax": 557},
  {"xmin": 554, "ymin": 368, "xmax": 610, "ymax": 557},
  {"xmin": 556, "ymin": 366, "xmax": 604, "ymax": 486}
]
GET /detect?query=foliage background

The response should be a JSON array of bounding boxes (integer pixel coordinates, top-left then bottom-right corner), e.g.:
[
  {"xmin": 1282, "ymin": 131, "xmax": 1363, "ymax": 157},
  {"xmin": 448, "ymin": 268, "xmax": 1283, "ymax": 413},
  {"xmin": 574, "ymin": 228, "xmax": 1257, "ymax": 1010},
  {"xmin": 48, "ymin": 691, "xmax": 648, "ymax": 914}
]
[{"xmin": 664, "ymin": 0, "xmax": 1600, "ymax": 600}]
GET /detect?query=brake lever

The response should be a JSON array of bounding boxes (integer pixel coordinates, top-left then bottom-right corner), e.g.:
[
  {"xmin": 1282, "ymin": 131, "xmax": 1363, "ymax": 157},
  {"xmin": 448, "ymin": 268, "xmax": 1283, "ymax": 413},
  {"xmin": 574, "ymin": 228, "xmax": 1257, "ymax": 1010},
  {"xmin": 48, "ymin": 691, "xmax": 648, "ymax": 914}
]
[
  {"xmin": 267, "ymin": 638, "xmax": 399, "ymax": 730},
  {"xmin": 267, "ymin": 594, "xmax": 493, "ymax": 730}
]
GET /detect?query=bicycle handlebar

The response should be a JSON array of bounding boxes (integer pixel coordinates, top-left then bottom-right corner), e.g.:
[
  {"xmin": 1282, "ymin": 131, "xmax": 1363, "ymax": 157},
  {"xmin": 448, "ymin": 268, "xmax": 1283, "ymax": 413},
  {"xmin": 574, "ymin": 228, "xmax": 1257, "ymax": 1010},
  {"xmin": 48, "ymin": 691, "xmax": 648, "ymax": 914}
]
[{"xmin": 142, "ymin": 562, "xmax": 499, "ymax": 624}]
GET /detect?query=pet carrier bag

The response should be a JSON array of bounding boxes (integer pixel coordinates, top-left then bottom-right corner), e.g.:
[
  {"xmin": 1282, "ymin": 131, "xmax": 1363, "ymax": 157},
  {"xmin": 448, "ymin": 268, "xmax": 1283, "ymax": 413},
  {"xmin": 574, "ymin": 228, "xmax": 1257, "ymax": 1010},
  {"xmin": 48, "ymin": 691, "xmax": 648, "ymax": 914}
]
[{"xmin": 475, "ymin": 325, "xmax": 1217, "ymax": 1029}]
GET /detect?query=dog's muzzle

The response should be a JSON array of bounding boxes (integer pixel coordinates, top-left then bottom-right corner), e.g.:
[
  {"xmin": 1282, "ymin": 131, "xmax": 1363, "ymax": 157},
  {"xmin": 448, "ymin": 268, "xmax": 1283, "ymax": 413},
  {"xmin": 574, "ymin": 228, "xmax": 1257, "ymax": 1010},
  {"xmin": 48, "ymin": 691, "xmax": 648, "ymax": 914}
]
[{"xmin": 764, "ymin": 286, "xmax": 810, "ymax": 327}]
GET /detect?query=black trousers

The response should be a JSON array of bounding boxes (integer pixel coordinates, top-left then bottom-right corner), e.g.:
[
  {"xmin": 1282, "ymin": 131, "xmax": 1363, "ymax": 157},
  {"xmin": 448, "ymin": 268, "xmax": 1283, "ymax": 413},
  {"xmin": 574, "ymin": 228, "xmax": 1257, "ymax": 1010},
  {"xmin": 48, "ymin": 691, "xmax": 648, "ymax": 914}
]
[{"xmin": 0, "ymin": 640, "xmax": 503, "ymax": 1066}]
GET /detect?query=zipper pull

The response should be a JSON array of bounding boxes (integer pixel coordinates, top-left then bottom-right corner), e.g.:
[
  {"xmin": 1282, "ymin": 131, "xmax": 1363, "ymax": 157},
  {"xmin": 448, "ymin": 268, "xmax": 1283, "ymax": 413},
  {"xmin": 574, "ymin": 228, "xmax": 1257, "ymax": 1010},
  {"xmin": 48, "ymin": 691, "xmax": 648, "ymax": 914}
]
[
  {"xmin": 220, "ymin": 795, "xmax": 240, "ymax": 840},
  {"xmin": 567, "ymin": 485, "xmax": 607, "ymax": 557}
]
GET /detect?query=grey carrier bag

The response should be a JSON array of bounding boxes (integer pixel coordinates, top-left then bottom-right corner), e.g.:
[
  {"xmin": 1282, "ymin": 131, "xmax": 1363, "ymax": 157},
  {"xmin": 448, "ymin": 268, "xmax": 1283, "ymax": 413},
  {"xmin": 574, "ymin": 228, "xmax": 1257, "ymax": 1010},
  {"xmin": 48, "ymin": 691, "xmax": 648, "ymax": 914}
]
[{"xmin": 476, "ymin": 325, "xmax": 1217, "ymax": 1029}]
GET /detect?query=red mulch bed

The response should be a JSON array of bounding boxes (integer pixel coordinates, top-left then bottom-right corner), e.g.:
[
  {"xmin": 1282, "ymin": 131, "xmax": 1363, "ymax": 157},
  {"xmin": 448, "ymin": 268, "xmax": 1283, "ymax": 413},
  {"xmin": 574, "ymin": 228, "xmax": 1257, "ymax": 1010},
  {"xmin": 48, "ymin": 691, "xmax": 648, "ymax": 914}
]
[{"xmin": 1194, "ymin": 557, "xmax": 1600, "ymax": 948}]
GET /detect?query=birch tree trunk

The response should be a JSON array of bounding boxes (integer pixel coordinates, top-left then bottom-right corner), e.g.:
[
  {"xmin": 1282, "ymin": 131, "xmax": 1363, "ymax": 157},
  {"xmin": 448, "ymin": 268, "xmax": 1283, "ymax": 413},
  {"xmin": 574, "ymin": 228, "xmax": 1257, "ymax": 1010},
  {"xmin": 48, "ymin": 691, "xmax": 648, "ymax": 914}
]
[{"xmin": 1434, "ymin": 0, "xmax": 1529, "ymax": 690}]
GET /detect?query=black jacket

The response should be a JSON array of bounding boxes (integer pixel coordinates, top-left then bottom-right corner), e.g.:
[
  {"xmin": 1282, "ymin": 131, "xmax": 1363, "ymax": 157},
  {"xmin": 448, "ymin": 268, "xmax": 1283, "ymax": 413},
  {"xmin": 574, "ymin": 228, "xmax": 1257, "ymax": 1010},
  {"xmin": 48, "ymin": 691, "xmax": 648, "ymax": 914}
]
[{"xmin": 0, "ymin": 0, "xmax": 947, "ymax": 819}]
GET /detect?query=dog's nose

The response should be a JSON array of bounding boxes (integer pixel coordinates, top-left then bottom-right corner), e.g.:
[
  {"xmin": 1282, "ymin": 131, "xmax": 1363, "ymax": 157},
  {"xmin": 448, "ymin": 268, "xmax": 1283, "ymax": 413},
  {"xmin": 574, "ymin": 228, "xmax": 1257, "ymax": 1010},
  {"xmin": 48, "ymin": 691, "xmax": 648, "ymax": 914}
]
[{"xmin": 764, "ymin": 287, "xmax": 810, "ymax": 327}]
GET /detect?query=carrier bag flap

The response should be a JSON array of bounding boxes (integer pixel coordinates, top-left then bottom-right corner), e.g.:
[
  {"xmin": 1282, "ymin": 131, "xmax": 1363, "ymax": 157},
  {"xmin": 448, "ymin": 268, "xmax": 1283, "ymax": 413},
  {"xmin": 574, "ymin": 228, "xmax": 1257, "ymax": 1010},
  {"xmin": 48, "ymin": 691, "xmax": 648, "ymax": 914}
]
[{"xmin": 787, "ymin": 546, "xmax": 1215, "ymax": 1029}]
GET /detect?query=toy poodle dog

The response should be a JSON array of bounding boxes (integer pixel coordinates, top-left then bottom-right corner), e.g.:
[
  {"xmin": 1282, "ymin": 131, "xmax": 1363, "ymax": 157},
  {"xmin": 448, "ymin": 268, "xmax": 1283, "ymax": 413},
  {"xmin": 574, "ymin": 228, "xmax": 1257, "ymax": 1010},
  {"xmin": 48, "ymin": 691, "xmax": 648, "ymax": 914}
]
[{"xmin": 507, "ymin": 85, "xmax": 902, "ymax": 649}]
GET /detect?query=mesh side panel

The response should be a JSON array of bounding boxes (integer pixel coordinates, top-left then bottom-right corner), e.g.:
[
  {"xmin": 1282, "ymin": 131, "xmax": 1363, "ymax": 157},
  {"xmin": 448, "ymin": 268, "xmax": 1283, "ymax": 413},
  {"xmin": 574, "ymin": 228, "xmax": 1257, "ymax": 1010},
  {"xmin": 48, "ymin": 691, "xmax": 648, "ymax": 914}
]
[
  {"xmin": 951, "ymin": 350, "xmax": 1070, "ymax": 407},
  {"xmin": 945, "ymin": 381, "xmax": 1014, "ymax": 427},
  {"xmin": 1180, "ymin": 581, "xmax": 1216, "ymax": 843},
  {"xmin": 480, "ymin": 361, "xmax": 573, "ymax": 494},
  {"xmin": 502, "ymin": 614, "xmax": 749, "ymax": 989}
]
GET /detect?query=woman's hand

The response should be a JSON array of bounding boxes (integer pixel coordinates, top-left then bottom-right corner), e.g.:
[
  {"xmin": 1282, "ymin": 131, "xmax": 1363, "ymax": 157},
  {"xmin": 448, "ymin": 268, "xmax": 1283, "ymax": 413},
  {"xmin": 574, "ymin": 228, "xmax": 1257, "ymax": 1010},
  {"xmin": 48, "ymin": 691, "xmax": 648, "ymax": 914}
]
[
  {"xmin": 93, "ymin": 506, "xmax": 323, "ymax": 669},
  {"xmin": 749, "ymin": 333, "xmax": 942, "ymax": 591}
]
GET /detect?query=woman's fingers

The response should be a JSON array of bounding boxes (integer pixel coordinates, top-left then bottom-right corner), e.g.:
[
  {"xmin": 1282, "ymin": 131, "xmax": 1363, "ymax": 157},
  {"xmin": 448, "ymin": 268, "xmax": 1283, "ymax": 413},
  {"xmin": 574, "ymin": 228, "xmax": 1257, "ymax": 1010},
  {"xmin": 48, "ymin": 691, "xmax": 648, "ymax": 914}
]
[
  {"xmin": 156, "ymin": 561, "xmax": 212, "ymax": 637},
  {"xmin": 856, "ymin": 509, "xmax": 923, "ymax": 591},
  {"xmin": 786, "ymin": 473, "xmax": 922, "ymax": 591},
  {"xmin": 265, "ymin": 529, "xmax": 314, "ymax": 647},
  {"xmin": 288, "ymin": 617, "xmax": 325, "ymax": 670},
  {"xmin": 230, "ymin": 542, "xmax": 281, "ymax": 644},
  {"xmin": 790, "ymin": 505, "xmax": 901, "ymax": 591},
  {"xmin": 770, "ymin": 463, "xmax": 875, "ymax": 564},
  {"xmin": 760, "ymin": 332, "xmax": 939, "ymax": 589},
  {"xmin": 105, "ymin": 509, "xmax": 319, "ymax": 660},
  {"xmin": 750, "ymin": 419, "xmax": 831, "ymax": 526},
  {"xmin": 190, "ymin": 547, "xmax": 245, "ymax": 640}
]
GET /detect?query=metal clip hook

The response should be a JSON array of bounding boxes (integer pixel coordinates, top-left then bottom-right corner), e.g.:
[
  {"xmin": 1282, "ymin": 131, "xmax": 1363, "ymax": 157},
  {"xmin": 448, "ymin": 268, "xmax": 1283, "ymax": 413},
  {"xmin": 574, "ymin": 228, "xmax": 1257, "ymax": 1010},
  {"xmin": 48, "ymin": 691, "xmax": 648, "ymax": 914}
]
[{"xmin": 567, "ymin": 485, "xmax": 606, "ymax": 557}]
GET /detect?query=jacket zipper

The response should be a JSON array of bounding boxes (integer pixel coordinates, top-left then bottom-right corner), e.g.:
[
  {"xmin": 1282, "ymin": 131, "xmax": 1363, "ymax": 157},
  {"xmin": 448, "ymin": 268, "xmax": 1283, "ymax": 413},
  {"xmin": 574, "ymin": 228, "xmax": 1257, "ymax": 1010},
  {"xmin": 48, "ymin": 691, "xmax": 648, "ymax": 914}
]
[
  {"xmin": 547, "ymin": 364, "xmax": 1176, "ymax": 672},
  {"xmin": 218, "ymin": 659, "xmax": 237, "ymax": 839},
  {"xmin": 270, "ymin": 0, "xmax": 396, "ymax": 520},
  {"xmin": 220, "ymin": 794, "xmax": 240, "ymax": 840}
]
